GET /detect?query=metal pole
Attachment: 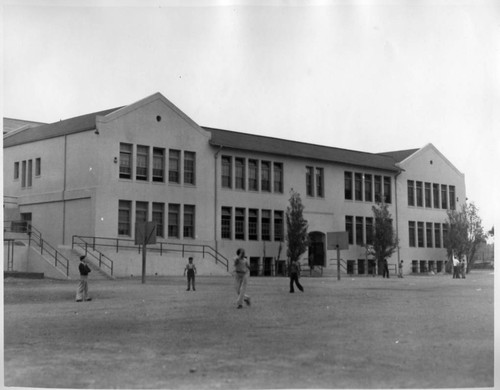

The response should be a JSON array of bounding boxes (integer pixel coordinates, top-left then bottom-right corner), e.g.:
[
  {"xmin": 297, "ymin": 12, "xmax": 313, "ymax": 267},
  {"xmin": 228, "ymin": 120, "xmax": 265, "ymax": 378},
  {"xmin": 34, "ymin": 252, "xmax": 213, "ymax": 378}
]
[
  {"xmin": 141, "ymin": 242, "xmax": 147, "ymax": 284},
  {"xmin": 337, "ymin": 245, "xmax": 341, "ymax": 281}
]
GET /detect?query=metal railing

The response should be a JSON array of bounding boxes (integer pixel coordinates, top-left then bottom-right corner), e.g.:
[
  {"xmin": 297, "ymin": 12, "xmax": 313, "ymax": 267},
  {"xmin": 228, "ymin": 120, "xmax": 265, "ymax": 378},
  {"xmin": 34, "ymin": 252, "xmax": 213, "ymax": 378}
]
[
  {"xmin": 71, "ymin": 235, "xmax": 230, "ymax": 272},
  {"xmin": 4, "ymin": 220, "xmax": 70, "ymax": 277},
  {"xmin": 72, "ymin": 236, "xmax": 114, "ymax": 277}
]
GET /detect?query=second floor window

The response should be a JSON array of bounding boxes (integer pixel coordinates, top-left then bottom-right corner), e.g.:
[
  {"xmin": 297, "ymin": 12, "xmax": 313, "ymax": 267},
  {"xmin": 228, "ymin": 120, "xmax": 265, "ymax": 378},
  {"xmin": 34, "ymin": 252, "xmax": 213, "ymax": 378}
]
[
  {"xmin": 119, "ymin": 143, "xmax": 132, "ymax": 179},
  {"xmin": 136, "ymin": 201, "xmax": 148, "ymax": 225},
  {"xmin": 316, "ymin": 168, "xmax": 324, "ymax": 198},
  {"xmin": 274, "ymin": 163, "xmax": 283, "ymax": 193},
  {"xmin": 364, "ymin": 174, "xmax": 372, "ymax": 202},
  {"xmin": 441, "ymin": 184, "xmax": 448, "ymax": 209},
  {"xmin": 222, "ymin": 156, "xmax": 232, "ymax": 188},
  {"xmin": 374, "ymin": 176, "xmax": 382, "ymax": 203},
  {"xmin": 346, "ymin": 216, "xmax": 353, "ymax": 245},
  {"xmin": 449, "ymin": 186, "xmax": 456, "ymax": 210},
  {"xmin": 354, "ymin": 173, "xmax": 362, "ymax": 201},
  {"xmin": 168, "ymin": 204, "xmax": 180, "ymax": 238},
  {"xmin": 261, "ymin": 209, "xmax": 271, "ymax": 241},
  {"xmin": 433, "ymin": 183, "xmax": 440, "ymax": 208},
  {"xmin": 248, "ymin": 209, "xmax": 258, "ymax": 240},
  {"xmin": 345, "ymin": 172, "xmax": 353, "ymax": 200},
  {"xmin": 306, "ymin": 167, "xmax": 314, "ymax": 197},
  {"xmin": 274, "ymin": 211, "xmax": 284, "ymax": 242},
  {"xmin": 14, "ymin": 162, "xmax": 19, "ymax": 180},
  {"xmin": 118, "ymin": 200, "xmax": 132, "ymax": 236},
  {"xmin": 235, "ymin": 208, "xmax": 245, "ymax": 240},
  {"xmin": 169, "ymin": 150, "xmax": 180, "ymax": 183},
  {"xmin": 248, "ymin": 159, "xmax": 258, "ymax": 191},
  {"xmin": 221, "ymin": 207, "xmax": 232, "ymax": 239},
  {"xmin": 183, "ymin": 205, "xmax": 195, "ymax": 238},
  {"xmin": 408, "ymin": 221, "xmax": 416, "ymax": 247},
  {"xmin": 35, "ymin": 158, "xmax": 41, "ymax": 177},
  {"xmin": 235, "ymin": 158, "xmax": 245, "ymax": 190},
  {"xmin": 184, "ymin": 152, "xmax": 196, "ymax": 185},
  {"xmin": 152, "ymin": 148, "xmax": 165, "ymax": 183},
  {"xmin": 416, "ymin": 181, "xmax": 423, "ymax": 207},
  {"xmin": 261, "ymin": 161, "xmax": 271, "ymax": 192},
  {"xmin": 136, "ymin": 145, "xmax": 149, "ymax": 181},
  {"xmin": 152, "ymin": 202, "xmax": 164, "ymax": 238}
]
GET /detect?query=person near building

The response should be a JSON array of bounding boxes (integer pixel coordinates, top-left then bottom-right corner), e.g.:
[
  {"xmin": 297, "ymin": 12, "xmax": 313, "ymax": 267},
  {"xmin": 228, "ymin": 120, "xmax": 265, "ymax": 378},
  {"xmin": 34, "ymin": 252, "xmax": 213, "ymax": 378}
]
[
  {"xmin": 452, "ymin": 254, "xmax": 460, "ymax": 279},
  {"xmin": 398, "ymin": 260, "xmax": 404, "ymax": 278},
  {"xmin": 233, "ymin": 248, "xmax": 251, "ymax": 309},
  {"xmin": 184, "ymin": 257, "xmax": 197, "ymax": 291},
  {"xmin": 289, "ymin": 259, "xmax": 304, "ymax": 293},
  {"xmin": 383, "ymin": 259, "xmax": 390, "ymax": 278},
  {"xmin": 76, "ymin": 255, "xmax": 92, "ymax": 302}
]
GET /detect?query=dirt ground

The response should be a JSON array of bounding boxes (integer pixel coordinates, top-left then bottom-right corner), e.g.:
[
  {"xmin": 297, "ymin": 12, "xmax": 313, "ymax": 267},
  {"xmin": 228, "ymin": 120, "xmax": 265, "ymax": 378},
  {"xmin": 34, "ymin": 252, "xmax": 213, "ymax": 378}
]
[{"xmin": 3, "ymin": 271, "xmax": 494, "ymax": 389}]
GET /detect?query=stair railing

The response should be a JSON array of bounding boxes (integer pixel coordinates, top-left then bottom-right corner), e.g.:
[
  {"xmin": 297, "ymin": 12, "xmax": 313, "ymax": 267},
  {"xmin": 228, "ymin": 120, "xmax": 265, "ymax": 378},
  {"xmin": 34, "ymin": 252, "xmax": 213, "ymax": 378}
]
[{"xmin": 71, "ymin": 236, "xmax": 114, "ymax": 277}]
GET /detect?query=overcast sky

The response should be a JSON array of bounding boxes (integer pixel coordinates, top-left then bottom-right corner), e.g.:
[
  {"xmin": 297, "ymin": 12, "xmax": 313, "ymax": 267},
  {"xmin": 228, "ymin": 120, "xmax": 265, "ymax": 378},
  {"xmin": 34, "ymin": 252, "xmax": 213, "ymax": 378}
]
[{"xmin": 2, "ymin": 0, "xmax": 499, "ymax": 231}]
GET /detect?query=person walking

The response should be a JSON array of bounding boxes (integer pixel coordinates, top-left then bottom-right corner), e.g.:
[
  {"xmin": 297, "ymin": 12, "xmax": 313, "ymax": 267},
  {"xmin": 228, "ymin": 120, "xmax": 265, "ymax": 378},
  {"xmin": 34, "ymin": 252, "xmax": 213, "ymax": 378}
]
[
  {"xmin": 398, "ymin": 260, "xmax": 404, "ymax": 278},
  {"xmin": 184, "ymin": 257, "xmax": 197, "ymax": 291},
  {"xmin": 233, "ymin": 248, "xmax": 251, "ymax": 309},
  {"xmin": 76, "ymin": 255, "xmax": 92, "ymax": 302},
  {"xmin": 383, "ymin": 259, "xmax": 390, "ymax": 278},
  {"xmin": 289, "ymin": 259, "xmax": 304, "ymax": 293}
]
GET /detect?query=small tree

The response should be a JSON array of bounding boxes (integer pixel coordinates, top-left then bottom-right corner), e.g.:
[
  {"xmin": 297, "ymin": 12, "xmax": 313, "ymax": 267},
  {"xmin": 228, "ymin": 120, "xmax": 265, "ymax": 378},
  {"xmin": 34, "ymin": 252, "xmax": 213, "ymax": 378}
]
[
  {"xmin": 368, "ymin": 202, "xmax": 399, "ymax": 267},
  {"xmin": 286, "ymin": 190, "xmax": 309, "ymax": 264},
  {"xmin": 445, "ymin": 202, "xmax": 487, "ymax": 273}
]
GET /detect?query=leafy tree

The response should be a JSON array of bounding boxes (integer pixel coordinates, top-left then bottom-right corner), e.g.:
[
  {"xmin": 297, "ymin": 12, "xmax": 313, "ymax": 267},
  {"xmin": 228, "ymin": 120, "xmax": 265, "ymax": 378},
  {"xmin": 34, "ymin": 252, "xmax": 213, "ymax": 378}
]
[
  {"xmin": 445, "ymin": 202, "xmax": 487, "ymax": 273},
  {"xmin": 368, "ymin": 203, "xmax": 399, "ymax": 265},
  {"xmin": 286, "ymin": 190, "xmax": 309, "ymax": 264}
]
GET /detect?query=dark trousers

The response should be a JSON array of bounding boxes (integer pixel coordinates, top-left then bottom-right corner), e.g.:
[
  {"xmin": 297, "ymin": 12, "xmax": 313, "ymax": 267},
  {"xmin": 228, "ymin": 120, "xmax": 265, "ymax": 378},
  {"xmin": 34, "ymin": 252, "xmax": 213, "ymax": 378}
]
[
  {"xmin": 383, "ymin": 266, "xmax": 389, "ymax": 278},
  {"xmin": 187, "ymin": 271, "xmax": 195, "ymax": 290},
  {"xmin": 289, "ymin": 273, "xmax": 303, "ymax": 292}
]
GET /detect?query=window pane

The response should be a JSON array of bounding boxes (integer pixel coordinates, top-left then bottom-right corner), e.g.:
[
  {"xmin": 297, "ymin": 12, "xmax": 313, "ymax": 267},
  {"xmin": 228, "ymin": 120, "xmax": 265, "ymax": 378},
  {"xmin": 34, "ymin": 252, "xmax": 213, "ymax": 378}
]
[
  {"xmin": 374, "ymin": 176, "xmax": 382, "ymax": 203},
  {"xmin": 235, "ymin": 158, "xmax": 245, "ymax": 190},
  {"xmin": 355, "ymin": 173, "xmax": 362, "ymax": 201},
  {"xmin": 433, "ymin": 183, "xmax": 440, "ymax": 208},
  {"xmin": 183, "ymin": 205, "xmax": 195, "ymax": 238},
  {"xmin": 221, "ymin": 207, "xmax": 232, "ymax": 239},
  {"xmin": 261, "ymin": 209, "xmax": 271, "ymax": 241},
  {"xmin": 383, "ymin": 176, "xmax": 391, "ymax": 203},
  {"xmin": 408, "ymin": 221, "xmax": 416, "ymax": 247},
  {"xmin": 136, "ymin": 201, "xmax": 148, "ymax": 225},
  {"xmin": 424, "ymin": 183, "xmax": 431, "ymax": 207},
  {"xmin": 274, "ymin": 211, "xmax": 284, "ymax": 242},
  {"xmin": 221, "ymin": 156, "xmax": 232, "ymax": 188},
  {"xmin": 416, "ymin": 181, "xmax": 423, "ymax": 207},
  {"xmin": 120, "ymin": 143, "xmax": 132, "ymax": 179},
  {"xmin": 316, "ymin": 168, "xmax": 324, "ymax": 197},
  {"xmin": 118, "ymin": 200, "xmax": 132, "ymax": 236},
  {"xmin": 35, "ymin": 158, "xmax": 41, "ymax": 176},
  {"xmin": 344, "ymin": 172, "xmax": 352, "ymax": 200},
  {"xmin": 417, "ymin": 222, "xmax": 424, "ymax": 247},
  {"xmin": 366, "ymin": 217, "xmax": 373, "ymax": 245},
  {"xmin": 248, "ymin": 159, "xmax": 258, "ymax": 191},
  {"xmin": 152, "ymin": 203, "xmax": 164, "ymax": 237},
  {"xmin": 27, "ymin": 160, "xmax": 32, "ymax": 187},
  {"xmin": 136, "ymin": 145, "xmax": 149, "ymax": 181},
  {"xmin": 235, "ymin": 208, "xmax": 245, "ymax": 240},
  {"xmin": 346, "ymin": 216, "xmax": 353, "ymax": 245},
  {"xmin": 184, "ymin": 151, "xmax": 196, "ymax": 185},
  {"xmin": 364, "ymin": 174, "xmax": 372, "ymax": 202},
  {"xmin": 168, "ymin": 204, "xmax": 180, "ymax": 238},
  {"xmin": 441, "ymin": 185, "xmax": 448, "ymax": 209},
  {"xmin": 306, "ymin": 166, "xmax": 314, "ymax": 196},
  {"xmin": 249, "ymin": 209, "xmax": 258, "ymax": 240},
  {"xmin": 261, "ymin": 162, "xmax": 271, "ymax": 192},
  {"xmin": 274, "ymin": 163, "xmax": 283, "ymax": 193},
  {"xmin": 407, "ymin": 180, "xmax": 415, "ymax": 206},
  {"xmin": 434, "ymin": 223, "xmax": 441, "ymax": 248},
  {"xmin": 356, "ymin": 216, "xmax": 363, "ymax": 245},
  {"xmin": 426, "ymin": 222, "xmax": 433, "ymax": 248},
  {"xmin": 14, "ymin": 162, "xmax": 19, "ymax": 180},
  {"xmin": 153, "ymin": 148, "xmax": 165, "ymax": 183},
  {"xmin": 169, "ymin": 150, "xmax": 180, "ymax": 183},
  {"xmin": 449, "ymin": 186, "xmax": 456, "ymax": 210}
]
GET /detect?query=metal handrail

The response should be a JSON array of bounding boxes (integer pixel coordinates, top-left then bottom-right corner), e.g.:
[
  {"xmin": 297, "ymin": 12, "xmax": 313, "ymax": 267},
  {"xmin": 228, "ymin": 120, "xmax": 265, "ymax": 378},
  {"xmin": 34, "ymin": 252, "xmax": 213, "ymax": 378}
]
[
  {"xmin": 72, "ymin": 235, "xmax": 230, "ymax": 272},
  {"xmin": 72, "ymin": 236, "xmax": 114, "ymax": 276},
  {"xmin": 4, "ymin": 221, "xmax": 70, "ymax": 277}
]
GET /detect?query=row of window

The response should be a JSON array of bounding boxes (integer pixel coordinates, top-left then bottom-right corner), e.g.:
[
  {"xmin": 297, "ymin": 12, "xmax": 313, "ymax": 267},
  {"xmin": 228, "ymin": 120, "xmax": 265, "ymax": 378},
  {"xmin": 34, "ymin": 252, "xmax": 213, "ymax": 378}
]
[
  {"xmin": 345, "ymin": 172, "xmax": 392, "ymax": 204},
  {"xmin": 407, "ymin": 181, "xmax": 456, "ymax": 210},
  {"xmin": 408, "ymin": 221, "xmax": 448, "ymax": 248},
  {"xmin": 120, "ymin": 143, "xmax": 196, "ymax": 185},
  {"xmin": 221, "ymin": 156, "xmax": 284, "ymax": 193},
  {"xmin": 345, "ymin": 215, "xmax": 376, "ymax": 246},
  {"xmin": 221, "ymin": 206, "xmax": 284, "ymax": 242},
  {"xmin": 13, "ymin": 158, "xmax": 42, "ymax": 188},
  {"xmin": 118, "ymin": 200, "xmax": 195, "ymax": 239}
]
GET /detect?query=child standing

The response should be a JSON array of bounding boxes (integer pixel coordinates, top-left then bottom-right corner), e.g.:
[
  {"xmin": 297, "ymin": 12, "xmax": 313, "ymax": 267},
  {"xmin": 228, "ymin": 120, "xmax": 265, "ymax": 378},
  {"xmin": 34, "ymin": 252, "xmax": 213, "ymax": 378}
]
[
  {"xmin": 233, "ymin": 248, "xmax": 251, "ymax": 309},
  {"xmin": 76, "ymin": 255, "xmax": 92, "ymax": 302},
  {"xmin": 184, "ymin": 257, "xmax": 197, "ymax": 291},
  {"xmin": 289, "ymin": 259, "xmax": 304, "ymax": 293}
]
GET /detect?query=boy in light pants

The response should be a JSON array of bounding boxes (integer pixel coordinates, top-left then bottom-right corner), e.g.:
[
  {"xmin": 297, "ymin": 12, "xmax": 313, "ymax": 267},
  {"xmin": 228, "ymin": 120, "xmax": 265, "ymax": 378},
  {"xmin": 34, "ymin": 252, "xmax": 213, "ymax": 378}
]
[{"xmin": 233, "ymin": 248, "xmax": 251, "ymax": 309}]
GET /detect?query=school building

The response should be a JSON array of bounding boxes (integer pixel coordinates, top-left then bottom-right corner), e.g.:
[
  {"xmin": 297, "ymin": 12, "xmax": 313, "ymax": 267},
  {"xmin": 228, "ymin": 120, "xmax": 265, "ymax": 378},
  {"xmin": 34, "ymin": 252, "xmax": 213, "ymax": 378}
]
[{"xmin": 3, "ymin": 92, "xmax": 466, "ymax": 278}]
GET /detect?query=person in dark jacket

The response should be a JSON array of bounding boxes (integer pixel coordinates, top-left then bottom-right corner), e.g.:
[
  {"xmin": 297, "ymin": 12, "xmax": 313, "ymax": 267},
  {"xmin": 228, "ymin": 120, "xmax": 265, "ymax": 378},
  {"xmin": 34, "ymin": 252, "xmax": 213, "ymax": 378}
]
[
  {"xmin": 383, "ymin": 259, "xmax": 390, "ymax": 278},
  {"xmin": 289, "ymin": 259, "xmax": 304, "ymax": 293},
  {"xmin": 76, "ymin": 255, "xmax": 92, "ymax": 302}
]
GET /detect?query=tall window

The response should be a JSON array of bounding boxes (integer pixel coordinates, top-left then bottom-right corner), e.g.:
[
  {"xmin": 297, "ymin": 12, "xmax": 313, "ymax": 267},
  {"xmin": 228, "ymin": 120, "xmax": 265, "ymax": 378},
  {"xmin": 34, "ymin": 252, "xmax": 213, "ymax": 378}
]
[
  {"xmin": 119, "ymin": 143, "xmax": 132, "ymax": 179},
  {"xmin": 261, "ymin": 210, "xmax": 271, "ymax": 241},
  {"xmin": 346, "ymin": 216, "xmax": 353, "ymax": 245},
  {"xmin": 35, "ymin": 158, "xmax": 41, "ymax": 177},
  {"xmin": 408, "ymin": 221, "xmax": 416, "ymax": 247},
  {"xmin": 235, "ymin": 208, "xmax": 245, "ymax": 240},
  {"xmin": 306, "ymin": 166, "xmax": 314, "ymax": 196},
  {"xmin": 248, "ymin": 209, "xmax": 258, "ymax": 240},
  {"xmin": 183, "ymin": 205, "xmax": 195, "ymax": 238},
  {"xmin": 152, "ymin": 203, "xmax": 164, "ymax": 237},
  {"xmin": 221, "ymin": 156, "xmax": 232, "ymax": 188},
  {"xmin": 274, "ymin": 211, "xmax": 284, "ymax": 241},
  {"xmin": 449, "ymin": 186, "xmax": 456, "ymax": 210},
  {"xmin": 184, "ymin": 151, "xmax": 196, "ymax": 185},
  {"xmin": 118, "ymin": 200, "xmax": 132, "ymax": 236},
  {"xmin": 261, "ymin": 161, "xmax": 271, "ymax": 192},
  {"xmin": 424, "ymin": 183, "xmax": 431, "ymax": 208},
  {"xmin": 426, "ymin": 222, "xmax": 433, "ymax": 248},
  {"xmin": 417, "ymin": 222, "xmax": 424, "ymax": 247},
  {"xmin": 374, "ymin": 176, "xmax": 382, "ymax": 203},
  {"xmin": 416, "ymin": 181, "xmax": 423, "ymax": 207},
  {"xmin": 168, "ymin": 204, "xmax": 180, "ymax": 238},
  {"xmin": 316, "ymin": 168, "xmax": 324, "ymax": 197},
  {"xmin": 365, "ymin": 217, "xmax": 373, "ymax": 245},
  {"xmin": 344, "ymin": 172, "xmax": 353, "ymax": 200},
  {"xmin": 221, "ymin": 207, "xmax": 232, "ymax": 239},
  {"xmin": 407, "ymin": 180, "xmax": 415, "ymax": 206},
  {"xmin": 356, "ymin": 216, "xmax": 363, "ymax": 245},
  {"xmin": 136, "ymin": 201, "xmax": 148, "ymax": 225},
  {"xmin": 434, "ymin": 223, "xmax": 441, "ymax": 248},
  {"xmin": 169, "ymin": 150, "xmax": 180, "ymax": 183},
  {"xmin": 364, "ymin": 174, "xmax": 372, "ymax": 202},
  {"xmin": 14, "ymin": 162, "xmax": 19, "ymax": 180},
  {"xmin": 383, "ymin": 176, "xmax": 391, "ymax": 203},
  {"xmin": 433, "ymin": 183, "xmax": 440, "ymax": 208},
  {"xmin": 235, "ymin": 158, "xmax": 245, "ymax": 190},
  {"xmin": 136, "ymin": 145, "xmax": 149, "ymax": 181},
  {"xmin": 354, "ymin": 173, "xmax": 362, "ymax": 201},
  {"xmin": 443, "ymin": 224, "xmax": 449, "ymax": 247},
  {"xmin": 441, "ymin": 184, "xmax": 448, "ymax": 209},
  {"xmin": 152, "ymin": 148, "xmax": 165, "ymax": 183},
  {"xmin": 21, "ymin": 160, "xmax": 27, "ymax": 188},
  {"xmin": 27, "ymin": 159, "xmax": 33, "ymax": 187},
  {"xmin": 274, "ymin": 163, "xmax": 284, "ymax": 193},
  {"xmin": 248, "ymin": 159, "xmax": 258, "ymax": 191}
]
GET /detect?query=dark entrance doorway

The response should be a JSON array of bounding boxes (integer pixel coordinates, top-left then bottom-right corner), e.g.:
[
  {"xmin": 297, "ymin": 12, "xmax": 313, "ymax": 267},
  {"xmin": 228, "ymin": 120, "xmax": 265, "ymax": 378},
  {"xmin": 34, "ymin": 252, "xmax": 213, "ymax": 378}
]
[{"xmin": 308, "ymin": 232, "xmax": 326, "ymax": 268}]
